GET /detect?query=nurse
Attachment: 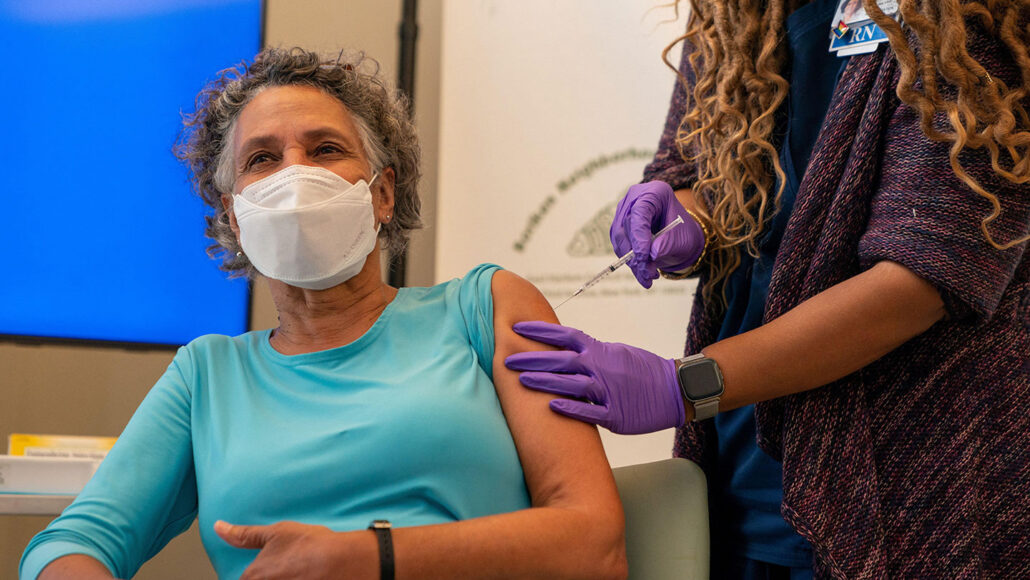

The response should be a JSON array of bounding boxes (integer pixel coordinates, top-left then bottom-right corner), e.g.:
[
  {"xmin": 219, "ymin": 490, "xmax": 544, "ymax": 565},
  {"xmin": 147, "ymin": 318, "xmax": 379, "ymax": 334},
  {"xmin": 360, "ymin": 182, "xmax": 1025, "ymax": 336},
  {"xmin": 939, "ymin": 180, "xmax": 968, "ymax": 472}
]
[{"xmin": 507, "ymin": 0, "xmax": 1030, "ymax": 577}]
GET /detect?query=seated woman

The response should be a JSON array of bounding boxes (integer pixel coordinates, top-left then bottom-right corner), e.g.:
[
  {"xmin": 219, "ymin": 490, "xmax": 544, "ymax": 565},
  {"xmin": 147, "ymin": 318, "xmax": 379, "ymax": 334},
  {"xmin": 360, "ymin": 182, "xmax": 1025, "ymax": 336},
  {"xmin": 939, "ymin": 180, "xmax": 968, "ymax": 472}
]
[{"xmin": 20, "ymin": 48, "xmax": 626, "ymax": 580}]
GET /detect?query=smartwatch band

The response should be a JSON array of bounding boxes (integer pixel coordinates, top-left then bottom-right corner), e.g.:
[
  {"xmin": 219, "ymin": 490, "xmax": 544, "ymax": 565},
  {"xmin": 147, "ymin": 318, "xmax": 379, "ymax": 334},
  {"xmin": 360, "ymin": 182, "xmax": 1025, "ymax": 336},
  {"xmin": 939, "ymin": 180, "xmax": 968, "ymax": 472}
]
[
  {"xmin": 692, "ymin": 396, "xmax": 721, "ymax": 421},
  {"xmin": 368, "ymin": 519, "xmax": 394, "ymax": 580}
]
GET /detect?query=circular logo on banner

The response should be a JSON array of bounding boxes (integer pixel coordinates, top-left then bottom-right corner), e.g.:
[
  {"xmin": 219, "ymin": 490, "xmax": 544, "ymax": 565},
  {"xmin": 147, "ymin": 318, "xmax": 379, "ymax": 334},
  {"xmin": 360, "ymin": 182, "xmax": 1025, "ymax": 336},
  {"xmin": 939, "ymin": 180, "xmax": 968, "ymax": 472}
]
[{"xmin": 509, "ymin": 147, "xmax": 694, "ymax": 309}]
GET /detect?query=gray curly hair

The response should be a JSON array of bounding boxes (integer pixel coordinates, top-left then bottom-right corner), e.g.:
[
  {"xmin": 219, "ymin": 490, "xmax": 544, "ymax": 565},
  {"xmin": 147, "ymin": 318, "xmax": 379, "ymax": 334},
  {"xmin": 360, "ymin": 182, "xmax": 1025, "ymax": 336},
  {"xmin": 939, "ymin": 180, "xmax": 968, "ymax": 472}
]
[{"xmin": 175, "ymin": 47, "xmax": 423, "ymax": 277}]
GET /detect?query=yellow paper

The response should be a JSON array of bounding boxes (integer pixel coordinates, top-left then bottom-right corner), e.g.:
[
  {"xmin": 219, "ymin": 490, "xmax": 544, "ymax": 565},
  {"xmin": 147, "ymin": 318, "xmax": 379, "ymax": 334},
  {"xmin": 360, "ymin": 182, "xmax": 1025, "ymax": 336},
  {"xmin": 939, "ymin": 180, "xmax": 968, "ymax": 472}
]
[{"xmin": 8, "ymin": 434, "xmax": 117, "ymax": 460}]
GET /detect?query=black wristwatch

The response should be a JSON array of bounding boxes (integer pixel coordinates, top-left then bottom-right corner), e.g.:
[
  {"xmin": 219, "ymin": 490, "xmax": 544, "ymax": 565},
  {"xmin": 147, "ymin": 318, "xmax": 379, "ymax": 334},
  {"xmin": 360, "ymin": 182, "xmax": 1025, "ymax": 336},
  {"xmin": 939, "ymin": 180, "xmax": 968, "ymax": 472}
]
[
  {"xmin": 675, "ymin": 353, "xmax": 724, "ymax": 421},
  {"xmin": 368, "ymin": 519, "xmax": 394, "ymax": 580}
]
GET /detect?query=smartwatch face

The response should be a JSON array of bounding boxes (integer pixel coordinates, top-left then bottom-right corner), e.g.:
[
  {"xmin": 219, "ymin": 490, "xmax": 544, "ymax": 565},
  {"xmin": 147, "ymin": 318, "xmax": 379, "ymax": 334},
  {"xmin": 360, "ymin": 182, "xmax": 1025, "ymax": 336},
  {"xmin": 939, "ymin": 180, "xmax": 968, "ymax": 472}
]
[{"xmin": 678, "ymin": 360, "xmax": 723, "ymax": 399}]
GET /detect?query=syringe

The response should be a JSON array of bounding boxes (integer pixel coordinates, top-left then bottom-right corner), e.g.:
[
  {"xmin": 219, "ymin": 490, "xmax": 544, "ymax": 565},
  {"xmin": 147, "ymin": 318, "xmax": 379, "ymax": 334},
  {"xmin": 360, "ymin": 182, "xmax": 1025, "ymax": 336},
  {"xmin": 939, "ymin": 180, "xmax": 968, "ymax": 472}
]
[{"xmin": 554, "ymin": 215, "xmax": 684, "ymax": 309}]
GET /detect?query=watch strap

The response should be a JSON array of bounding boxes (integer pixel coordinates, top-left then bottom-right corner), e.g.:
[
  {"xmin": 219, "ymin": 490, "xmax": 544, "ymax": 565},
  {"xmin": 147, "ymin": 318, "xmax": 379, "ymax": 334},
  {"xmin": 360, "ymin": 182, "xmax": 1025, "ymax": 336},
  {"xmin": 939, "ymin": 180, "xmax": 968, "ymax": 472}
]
[
  {"xmin": 368, "ymin": 520, "xmax": 394, "ymax": 580},
  {"xmin": 692, "ymin": 397, "xmax": 720, "ymax": 421}
]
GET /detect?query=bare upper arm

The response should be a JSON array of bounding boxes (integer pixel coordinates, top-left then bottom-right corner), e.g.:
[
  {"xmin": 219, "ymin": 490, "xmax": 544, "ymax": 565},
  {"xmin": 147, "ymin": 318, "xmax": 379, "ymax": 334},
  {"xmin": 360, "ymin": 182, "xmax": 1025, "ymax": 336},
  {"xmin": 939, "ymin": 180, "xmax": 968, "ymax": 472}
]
[
  {"xmin": 489, "ymin": 270, "xmax": 623, "ymax": 519},
  {"xmin": 38, "ymin": 555, "xmax": 115, "ymax": 580}
]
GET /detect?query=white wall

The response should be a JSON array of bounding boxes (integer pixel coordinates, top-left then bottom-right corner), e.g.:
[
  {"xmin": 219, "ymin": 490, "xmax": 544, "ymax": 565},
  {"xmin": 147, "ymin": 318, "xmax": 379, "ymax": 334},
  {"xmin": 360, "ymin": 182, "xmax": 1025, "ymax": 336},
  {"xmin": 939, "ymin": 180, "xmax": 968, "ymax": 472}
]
[
  {"xmin": 436, "ymin": 0, "xmax": 691, "ymax": 467},
  {"xmin": 2, "ymin": 1, "xmax": 695, "ymax": 576}
]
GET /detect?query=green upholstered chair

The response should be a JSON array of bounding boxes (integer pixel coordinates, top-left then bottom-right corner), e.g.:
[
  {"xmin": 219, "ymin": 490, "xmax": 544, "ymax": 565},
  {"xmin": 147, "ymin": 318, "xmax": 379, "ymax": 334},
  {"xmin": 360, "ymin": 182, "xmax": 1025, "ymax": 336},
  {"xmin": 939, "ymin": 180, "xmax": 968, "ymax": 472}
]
[{"xmin": 612, "ymin": 458, "xmax": 709, "ymax": 579}]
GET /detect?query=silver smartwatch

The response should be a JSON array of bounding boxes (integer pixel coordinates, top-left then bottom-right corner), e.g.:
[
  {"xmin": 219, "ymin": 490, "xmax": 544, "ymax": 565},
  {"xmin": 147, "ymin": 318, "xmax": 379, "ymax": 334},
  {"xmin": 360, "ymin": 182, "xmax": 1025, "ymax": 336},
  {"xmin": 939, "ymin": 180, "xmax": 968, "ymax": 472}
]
[{"xmin": 675, "ymin": 353, "xmax": 724, "ymax": 421}]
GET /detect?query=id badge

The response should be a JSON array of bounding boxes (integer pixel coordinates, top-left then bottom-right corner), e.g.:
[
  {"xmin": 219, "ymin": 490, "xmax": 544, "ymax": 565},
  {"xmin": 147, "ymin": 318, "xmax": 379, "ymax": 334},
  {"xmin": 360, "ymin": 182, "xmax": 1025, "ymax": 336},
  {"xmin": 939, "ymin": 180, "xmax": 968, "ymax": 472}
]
[
  {"xmin": 829, "ymin": 0, "xmax": 899, "ymax": 56},
  {"xmin": 830, "ymin": 19, "xmax": 889, "ymax": 52},
  {"xmin": 831, "ymin": 0, "xmax": 898, "ymax": 27}
]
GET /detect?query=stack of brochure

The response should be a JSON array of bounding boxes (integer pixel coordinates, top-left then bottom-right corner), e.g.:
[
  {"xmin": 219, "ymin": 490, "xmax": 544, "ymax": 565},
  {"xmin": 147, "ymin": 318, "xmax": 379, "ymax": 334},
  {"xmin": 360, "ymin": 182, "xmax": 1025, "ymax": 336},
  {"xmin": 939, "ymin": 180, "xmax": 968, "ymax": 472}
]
[
  {"xmin": 0, "ymin": 434, "xmax": 115, "ymax": 495},
  {"xmin": 0, "ymin": 455, "xmax": 102, "ymax": 495}
]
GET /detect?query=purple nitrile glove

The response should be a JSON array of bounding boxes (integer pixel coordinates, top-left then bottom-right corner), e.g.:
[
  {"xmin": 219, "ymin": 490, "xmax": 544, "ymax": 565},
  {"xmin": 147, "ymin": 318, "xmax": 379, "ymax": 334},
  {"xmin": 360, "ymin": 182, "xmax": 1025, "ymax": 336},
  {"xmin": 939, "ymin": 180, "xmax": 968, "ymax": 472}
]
[
  {"xmin": 504, "ymin": 321, "xmax": 684, "ymax": 435},
  {"xmin": 610, "ymin": 180, "xmax": 706, "ymax": 289}
]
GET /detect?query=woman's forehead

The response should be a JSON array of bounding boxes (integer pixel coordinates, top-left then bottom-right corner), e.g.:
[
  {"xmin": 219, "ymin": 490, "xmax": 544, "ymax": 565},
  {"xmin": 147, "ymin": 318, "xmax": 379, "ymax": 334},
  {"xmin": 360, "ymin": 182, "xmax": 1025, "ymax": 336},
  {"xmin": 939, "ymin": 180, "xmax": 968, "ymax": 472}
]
[{"xmin": 235, "ymin": 85, "xmax": 358, "ymax": 144}]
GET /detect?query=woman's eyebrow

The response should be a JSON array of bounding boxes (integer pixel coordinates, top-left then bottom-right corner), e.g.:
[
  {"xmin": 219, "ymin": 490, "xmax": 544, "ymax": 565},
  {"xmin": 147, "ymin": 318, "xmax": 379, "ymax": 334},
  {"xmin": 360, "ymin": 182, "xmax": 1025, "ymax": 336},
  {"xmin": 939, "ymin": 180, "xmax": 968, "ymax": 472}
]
[
  {"xmin": 301, "ymin": 127, "xmax": 356, "ymax": 145},
  {"xmin": 236, "ymin": 127, "xmax": 357, "ymax": 163},
  {"xmin": 237, "ymin": 134, "xmax": 281, "ymax": 161}
]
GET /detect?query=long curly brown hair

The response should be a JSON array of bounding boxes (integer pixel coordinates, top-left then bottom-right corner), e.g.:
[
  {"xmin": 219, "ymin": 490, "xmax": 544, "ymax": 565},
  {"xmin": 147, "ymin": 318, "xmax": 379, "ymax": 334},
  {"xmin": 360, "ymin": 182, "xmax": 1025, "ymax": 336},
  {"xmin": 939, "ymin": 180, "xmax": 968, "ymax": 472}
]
[{"xmin": 665, "ymin": 0, "xmax": 1030, "ymax": 303}]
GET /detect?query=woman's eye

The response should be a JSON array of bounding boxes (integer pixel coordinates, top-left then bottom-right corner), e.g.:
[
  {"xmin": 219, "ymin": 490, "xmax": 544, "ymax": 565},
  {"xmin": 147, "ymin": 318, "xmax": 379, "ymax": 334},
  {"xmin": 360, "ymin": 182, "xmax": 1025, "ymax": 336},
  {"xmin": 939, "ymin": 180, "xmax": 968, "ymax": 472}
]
[
  {"xmin": 316, "ymin": 144, "xmax": 342, "ymax": 155},
  {"xmin": 246, "ymin": 153, "xmax": 272, "ymax": 168}
]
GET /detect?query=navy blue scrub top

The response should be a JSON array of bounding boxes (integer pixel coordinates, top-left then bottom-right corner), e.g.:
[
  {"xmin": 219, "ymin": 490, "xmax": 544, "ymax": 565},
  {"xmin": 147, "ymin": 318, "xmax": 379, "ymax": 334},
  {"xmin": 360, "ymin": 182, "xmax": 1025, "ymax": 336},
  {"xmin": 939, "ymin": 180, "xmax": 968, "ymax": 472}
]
[{"xmin": 710, "ymin": 0, "xmax": 849, "ymax": 567}]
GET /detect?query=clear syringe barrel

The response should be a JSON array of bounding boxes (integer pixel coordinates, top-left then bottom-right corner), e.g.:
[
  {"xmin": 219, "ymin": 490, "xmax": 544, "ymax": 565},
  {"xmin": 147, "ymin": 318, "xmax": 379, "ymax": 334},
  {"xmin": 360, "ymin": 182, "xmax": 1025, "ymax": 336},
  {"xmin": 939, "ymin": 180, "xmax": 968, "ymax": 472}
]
[{"xmin": 579, "ymin": 215, "xmax": 685, "ymax": 292}]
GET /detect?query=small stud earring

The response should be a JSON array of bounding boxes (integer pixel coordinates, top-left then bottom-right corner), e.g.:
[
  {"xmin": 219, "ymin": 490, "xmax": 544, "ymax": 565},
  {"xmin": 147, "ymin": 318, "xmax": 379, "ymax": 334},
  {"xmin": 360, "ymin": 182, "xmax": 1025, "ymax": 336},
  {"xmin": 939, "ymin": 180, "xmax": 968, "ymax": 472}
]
[{"xmin": 236, "ymin": 251, "xmax": 243, "ymax": 257}]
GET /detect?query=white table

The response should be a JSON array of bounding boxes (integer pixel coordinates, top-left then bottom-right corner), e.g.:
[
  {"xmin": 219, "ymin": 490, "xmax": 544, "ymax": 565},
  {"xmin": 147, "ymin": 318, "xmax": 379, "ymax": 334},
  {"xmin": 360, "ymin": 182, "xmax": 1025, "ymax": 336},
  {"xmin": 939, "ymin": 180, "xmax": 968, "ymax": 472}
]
[{"xmin": 0, "ymin": 494, "xmax": 74, "ymax": 515}]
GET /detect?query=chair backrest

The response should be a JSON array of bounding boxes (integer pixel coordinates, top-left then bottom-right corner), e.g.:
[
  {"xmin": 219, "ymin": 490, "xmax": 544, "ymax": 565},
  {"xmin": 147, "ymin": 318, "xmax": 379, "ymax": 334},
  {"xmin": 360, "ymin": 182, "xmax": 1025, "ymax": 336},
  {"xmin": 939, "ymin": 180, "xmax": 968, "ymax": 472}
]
[{"xmin": 612, "ymin": 458, "xmax": 709, "ymax": 579}]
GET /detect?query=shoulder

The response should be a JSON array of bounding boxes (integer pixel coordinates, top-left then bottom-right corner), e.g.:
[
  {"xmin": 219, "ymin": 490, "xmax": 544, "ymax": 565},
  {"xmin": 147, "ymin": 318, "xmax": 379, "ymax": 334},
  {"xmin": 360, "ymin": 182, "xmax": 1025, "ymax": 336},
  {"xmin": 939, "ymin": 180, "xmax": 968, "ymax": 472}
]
[
  {"xmin": 182, "ymin": 331, "xmax": 259, "ymax": 356},
  {"xmin": 489, "ymin": 269, "xmax": 558, "ymax": 327},
  {"xmin": 438, "ymin": 263, "xmax": 556, "ymax": 333},
  {"xmin": 489, "ymin": 270, "xmax": 559, "ymax": 377},
  {"xmin": 436, "ymin": 263, "xmax": 503, "ymax": 300},
  {"xmin": 458, "ymin": 263, "xmax": 503, "ymax": 289},
  {"xmin": 183, "ymin": 333, "xmax": 234, "ymax": 350},
  {"xmin": 175, "ymin": 331, "xmax": 266, "ymax": 374},
  {"xmin": 489, "ymin": 268, "xmax": 526, "ymax": 297},
  {"xmin": 438, "ymin": 263, "xmax": 556, "ymax": 322}
]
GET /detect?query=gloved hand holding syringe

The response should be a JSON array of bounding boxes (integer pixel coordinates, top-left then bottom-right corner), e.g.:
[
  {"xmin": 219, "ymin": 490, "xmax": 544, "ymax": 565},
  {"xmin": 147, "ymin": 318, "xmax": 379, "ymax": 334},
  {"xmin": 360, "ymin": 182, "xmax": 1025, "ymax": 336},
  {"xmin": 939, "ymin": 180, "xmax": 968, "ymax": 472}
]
[{"xmin": 554, "ymin": 215, "xmax": 684, "ymax": 309}]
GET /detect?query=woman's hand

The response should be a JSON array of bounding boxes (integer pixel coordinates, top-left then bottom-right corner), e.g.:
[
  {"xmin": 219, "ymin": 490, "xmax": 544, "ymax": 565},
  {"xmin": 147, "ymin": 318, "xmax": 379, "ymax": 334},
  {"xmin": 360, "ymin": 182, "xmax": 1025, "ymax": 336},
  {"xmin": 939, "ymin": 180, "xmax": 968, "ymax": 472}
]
[
  {"xmin": 504, "ymin": 321, "xmax": 686, "ymax": 434},
  {"xmin": 215, "ymin": 520, "xmax": 377, "ymax": 580},
  {"xmin": 610, "ymin": 181, "xmax": 706, "ymax": 288}
]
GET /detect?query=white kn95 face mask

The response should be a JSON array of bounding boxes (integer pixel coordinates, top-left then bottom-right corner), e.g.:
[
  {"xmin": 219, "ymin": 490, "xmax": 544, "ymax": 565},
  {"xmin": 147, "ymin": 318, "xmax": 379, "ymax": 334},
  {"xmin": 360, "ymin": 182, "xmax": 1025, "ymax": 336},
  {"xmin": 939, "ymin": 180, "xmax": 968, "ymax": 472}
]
[{"xmin": 233, "ymin": 165, "xmax": 380, "ymax": 290}]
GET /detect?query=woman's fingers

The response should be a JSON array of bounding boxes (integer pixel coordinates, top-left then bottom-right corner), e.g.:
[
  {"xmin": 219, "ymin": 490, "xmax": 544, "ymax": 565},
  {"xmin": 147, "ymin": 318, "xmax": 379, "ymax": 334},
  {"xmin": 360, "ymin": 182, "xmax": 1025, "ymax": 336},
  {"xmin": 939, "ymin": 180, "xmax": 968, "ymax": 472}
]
[
  {"xmin": 505, "ymin": 350, "xmax": 582, "ymax": 373},
  {"xmin": 517, "ymin": 371, "xmax": 601, "ymax": 401},
  {"xmin": 549, "ymin": 398, "xmax": 610, "ymax": 428},
  {"xmin": 511, "ymin": 321, "xmax": 591, "ymax": 351}
]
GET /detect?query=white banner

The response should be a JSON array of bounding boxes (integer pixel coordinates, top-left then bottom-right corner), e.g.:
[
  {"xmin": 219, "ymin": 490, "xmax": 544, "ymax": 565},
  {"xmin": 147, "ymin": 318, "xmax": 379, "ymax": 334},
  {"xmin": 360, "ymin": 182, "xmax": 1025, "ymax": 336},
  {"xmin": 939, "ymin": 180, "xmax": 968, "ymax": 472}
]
[{"xmin": 437, "ymin": 0, "xmax": 694, "ymax": 467}]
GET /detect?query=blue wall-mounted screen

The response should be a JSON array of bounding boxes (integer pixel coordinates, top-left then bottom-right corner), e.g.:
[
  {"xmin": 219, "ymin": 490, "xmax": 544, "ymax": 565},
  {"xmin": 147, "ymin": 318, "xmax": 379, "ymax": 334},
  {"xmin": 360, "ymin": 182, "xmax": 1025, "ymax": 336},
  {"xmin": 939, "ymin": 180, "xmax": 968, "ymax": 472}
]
[{"xmin": 0, "ymin": 0, "xmax": 261, "ymax": 347}]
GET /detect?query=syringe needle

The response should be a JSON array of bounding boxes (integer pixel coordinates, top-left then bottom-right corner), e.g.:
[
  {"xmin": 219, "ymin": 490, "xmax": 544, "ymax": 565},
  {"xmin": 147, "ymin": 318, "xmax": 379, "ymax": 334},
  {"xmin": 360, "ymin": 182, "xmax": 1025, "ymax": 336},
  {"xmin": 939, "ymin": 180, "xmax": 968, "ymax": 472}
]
[{"xmin": 553, "ymin": 288, "xmax": 582, "ymax": 310}]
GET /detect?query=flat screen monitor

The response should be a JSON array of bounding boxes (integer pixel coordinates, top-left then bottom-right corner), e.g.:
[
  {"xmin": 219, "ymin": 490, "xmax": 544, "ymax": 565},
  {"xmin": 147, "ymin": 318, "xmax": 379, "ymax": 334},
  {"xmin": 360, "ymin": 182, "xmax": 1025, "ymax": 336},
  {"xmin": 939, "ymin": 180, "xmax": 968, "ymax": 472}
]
[{"xmin": 0, "ymin": 0, "xmax": 262, "ymax": 348}]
